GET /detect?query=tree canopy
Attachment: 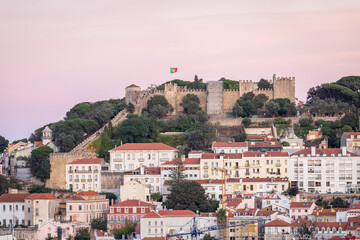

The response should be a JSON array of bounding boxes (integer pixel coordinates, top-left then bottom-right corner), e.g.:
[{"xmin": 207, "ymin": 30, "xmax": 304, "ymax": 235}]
[
  {"xmin": 146, "ymin": 95, "xmax": 173, "ymax": 118},
  {"xmin": 265, "ymin": 98, "xmax": 296, "ymax": 117},
  {"xmin": 232, "ymin": 93, "xmax": 269, "ymax": 117},
  {"xmin": 29, "ymin": 146, "xmax": 54, "ymax": 182},
  {"xmin": 257, "ymin": 79, "xmax": 271, "ymax": 89},
  {"xmin": 181, "ymin": 94, "xmax": 201, "ymax": 115},
  {"xmin": 0, "ymin": 135, "xmax": 9, "ymax": 152}
]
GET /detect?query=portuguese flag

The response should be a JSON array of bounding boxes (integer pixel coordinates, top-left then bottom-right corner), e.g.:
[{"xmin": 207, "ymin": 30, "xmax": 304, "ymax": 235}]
[{"xmin": 170, "ymin": 67, "xmax": 178, "ymax": 74}]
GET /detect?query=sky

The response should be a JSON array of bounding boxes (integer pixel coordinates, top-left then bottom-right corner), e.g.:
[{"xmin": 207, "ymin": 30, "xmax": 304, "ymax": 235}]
[{"xmin": 1, "ymin": 0, "xmax": 360, "ymax": 142}]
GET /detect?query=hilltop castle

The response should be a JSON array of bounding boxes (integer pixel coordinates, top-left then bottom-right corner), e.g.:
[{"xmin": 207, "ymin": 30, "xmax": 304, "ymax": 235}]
[{"xmin": 126, "ymin": 75, "xmax": 295, "ymax": 115}]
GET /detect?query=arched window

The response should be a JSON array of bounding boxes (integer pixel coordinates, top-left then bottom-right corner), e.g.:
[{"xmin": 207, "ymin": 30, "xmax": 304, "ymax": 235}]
[{"xmin": 332, "ymin": 227, "xmax": 336, "ymax": 234}]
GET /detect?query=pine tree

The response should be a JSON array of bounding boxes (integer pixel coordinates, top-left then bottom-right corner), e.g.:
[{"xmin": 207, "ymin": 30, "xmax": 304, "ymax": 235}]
[{"xmin": 170, "ymin": 157, "xmax": 186, "ymax": 185}]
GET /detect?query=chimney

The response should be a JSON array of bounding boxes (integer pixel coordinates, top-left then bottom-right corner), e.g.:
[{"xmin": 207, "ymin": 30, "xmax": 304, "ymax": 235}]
[
  {"xmin": 311, "ymin": 146, "xmax": 316, "ymax": 156},
  {"xmin": 341, "ymin": 146, "xmax": 347, "ymax": 156},
  {"xmin": 111, "ymin": 199, "xmax": 114, "ymax": 206},
  {"xmin": 181, "ymin": 155, "xmax": 185, "ymax": 161}
]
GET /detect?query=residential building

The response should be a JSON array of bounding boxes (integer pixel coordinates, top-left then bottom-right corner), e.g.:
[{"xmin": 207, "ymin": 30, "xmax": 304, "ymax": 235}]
[
  {"xmin": 95, "ymin": 230, "xmax": 115, "ymax": 240},
  {"xmin": 289, "ymin": 147, "xmax": 360, "ymax": 193},
  {"xmin": 341, "ymin": 132, "xmax": 360, "ymax": 153},
  {"xmin": 247, "ymin": 140, "xmax": 282, "ymax": 151},
  {"xmin": 24, "ymin": 193, "xmax": 60, "ymax": 226},
  {"xmin": 0, "ymin": 193, "xmax": 31, "ymax": 227},
  {"xmin": 265, "ymin": 219, "xmax": 291, "ymax": 239},
  {"xmin": 242, "ymin": 151, "xmax": 289, "ymax": 178},
  {"xmin": 55, "ymin": 191, "xmax": 109, "ymax": 224},
  {"xmin": 107, "ymin": 199, "xmax": 156, "ymax": 232},
  {"xmin": 109, "ymin": 143, "xmax": 178, "ymax": 171},
  {"xmin": 140, "ymin": 210, "xmax": 196, "ymax": 239},
  {"xmin": 161, "ymin": 157, "xmax": 200, "ymax": 182},
  {"xmin": 66, "ymin": 158, "xmax": 105, "ymax": 192},
  {"xmin": 289, "ymin": 202, "xmax": 316, "ymax": 219},
  {"xmin": 310, "ymin": 208, "xmax": 348, "ymax": 223},
  {"xmin": 198, "ymin": 213, "xmax": 220, "ymax": 239},
  {"xmin": 262, "ymin": 193, "xmax": 290, "ymax": 211},
  {"xmin": 306, "ymin": 128, "xmax": 323, "ymax": 140},
  {"xmin": 124, "ymin": 166, "xmax": 162, "ymax": 194},
  {"xmin": 194, "ymin": 179, "xmax": 223, "ymax": 201},
  {"xmin": 199, "ymin": 153, "xmax": 242, "ymax": 179},
  {"xmin": 212, "ymin": 142, "xmax": 248, "ymax": 153},
  {"xmin": 120, "ymin": 179, "xmax": 151, "ymax": 202}
]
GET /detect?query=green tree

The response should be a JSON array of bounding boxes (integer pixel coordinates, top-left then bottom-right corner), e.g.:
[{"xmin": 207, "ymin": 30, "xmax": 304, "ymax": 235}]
[
  {"xmin": 299, "ymin": 118, "xmax": 314, "ymax": 128},
  {"xmin": 29, "ymin": 146, "xmax": 53, "ymax": 182},
  {"xmin": 233, "ymin": 133, "xmax": 247, "ymax": 142},
  {"xmin": 201, "ymin": 233, "xmax": 218, "ymax": 240},
  {"xmin": 232, "ymin": 103, "xmax": 244, "ymax": 117},
  {"xmin": 146, "ymin": 95, "xmax": 173, "ymax": 118},
  {"xmin": 165, "ymin": 181, "xmax": 216, "ymax": 212},
  {"xmin": 170, "ymin": 158, "xmax": 186, "ymax": 185},
  {"xmin": 90, "ymin": 217, "xmax": 107, "ymax": 231},
  {"xmin": 253, "ymin": 94, "xmax": 269, "ymax": 108},
  {"xmin": 216, "ymin": 208, "xmax": 227, "ymax": 239},
  {"xmin": 117, "ymin": 114, "xmax": 159, "ymax": 143},
  {"xmin": 0, "ymin": 135, "xmax": 9, "ymax": 152},
  {"xmin": 100, "ymin": 192, "xmax": 117, "ymax": 205},
  {"xmin": 112, "ymin": 220, "xmax": 137, "ymax": 239},
  {"xmin": 151, "ymin": 192, "xmax": 163, "ymax": 202},
  {"xmin": 242, "ymin": 118, "xmax": 251, "ymax": 128},
  {"xmin": 341, "ymin": 112, "xmax": 358, "ymax": 130},
  {"xmin": 194, "ymin": 75, "xmax": 203, "ymax": 89},
  {"xmin": 296, "ymin": 224, "xmax": 313, "ymax": 240},
  {"xmin": 287, "ymin": 187, "xmax": 298, "ymax": 197},
  {"xmin": 342, "ymin": 125, "xmax": 353, "ymax": 132},
  {"xmin": 75, "ymin": 227, "xmax": 90, "ymax": 240},
  {"xmin": 330, "ymin": 198, "xmax": 349, "ymax": 208},
  {"xmin": 187, "ymin": 123, "xmax": 216, "ymax": 150},
  {"xmin": 181, "ymin": 94, "xmax": 201, "ymax": 115},
  {"xmin": 282, "ymin": 141, "xmax": 290, "ymax": 146},
  {"xmin": 126, "ymin": 102, "xmax": 135, "ymax": 113},
  {"xmin": 315, "ymin": 199, "xmax": 330, "ymax": 209},
  {"xmin": 257, "ymin": 79, "xmax": 271, "ymax": 89}
]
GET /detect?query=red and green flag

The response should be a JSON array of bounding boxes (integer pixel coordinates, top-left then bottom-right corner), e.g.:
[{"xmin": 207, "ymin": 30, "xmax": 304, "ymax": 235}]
[{"xmin": 170, "ymin": 67, "xmax": 178, "ymax": 74}]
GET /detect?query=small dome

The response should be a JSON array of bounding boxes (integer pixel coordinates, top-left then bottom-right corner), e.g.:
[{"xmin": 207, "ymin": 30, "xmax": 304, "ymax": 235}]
[{"xmin": 42, "ymin": 126, "xmax": 52, "ymax": 133}]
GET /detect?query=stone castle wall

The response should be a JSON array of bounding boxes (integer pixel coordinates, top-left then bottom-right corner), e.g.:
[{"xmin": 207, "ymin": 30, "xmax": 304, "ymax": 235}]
[
  {"xmin": 222, "ymin": 90, "xmax": 240, "ymax": 111},
  {"xmin": 273, "ymin": 77, "xmax": 295, "ymax": 100}
]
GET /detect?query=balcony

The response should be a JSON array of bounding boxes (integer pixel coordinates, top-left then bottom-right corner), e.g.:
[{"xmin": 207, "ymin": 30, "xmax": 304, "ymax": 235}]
[
  {"xmin": 75, "ymin": 170, "xmax": 92, "ymax": 173},
  {"xmin": 87, "ymin": 179, "xmax": 92, "ymax": 182},
  {"xmin": 204, "ymin": 166, "xmax": 208, "ymax": 169},
  {"xmin": 81, "ymin": 179, "xmax": 86, "ymax": 182},
  {"xmin": 138, "ymin": 158, "xmax": 145, "ymax": 162},
  {"xmin": 276, "ymin": 164, "xmax": 281, "ymax": 167},
  {"xmin": 245, "ymin": 172, "xmax": 250, "ymax": 176},
  {"xmin": 235, "ymin": 166, "xmax": 239, "ymax": 169},
  {"xmin": 160, "ymin": 158, "xmax": 170, "ymax": 161},
  {"xmin": 94, "ymin": 169, "xmax": 98, "ymax": 173},
  {"xmin": 113, "ymin": 158, "xmax": 123, "ymax": 162},
  {"xmin": 68, "ymin": 170, "xmax": 73, "ymax": 173},
  {"xmin": 245, "ymin": 163, "xmax": 250, "ymax": 167},
  {"xmin": 203, "ymin": 174, "xmax": 208, "ymax": 178},
  {"xmin": 75, "ymin": 179, "xmax": 79, "ymax": 182}
]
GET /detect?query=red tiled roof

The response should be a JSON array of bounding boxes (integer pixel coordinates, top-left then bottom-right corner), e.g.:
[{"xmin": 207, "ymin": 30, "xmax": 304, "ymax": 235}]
[
  {"xmin": 142, "ymin": 210, "xmax": 196, "ymax": 218},
  {"xmin": 289, "ymin": 218, "xmax": 311, "ymax": 227},
  {"xmin": 68, "ymin": 158, "xmax": 103, "ymax": 165},
  {"xmin": 112, "ymin": 199, "xmax": 154, "ymax": 207},
  {"xmin": 201, "ymin": 153, "xmax": 242, "ymax": 159},
  {"xmin": 236, "ymin": 208, "xmax": 258, "ymax": 216},
  {"xmin": 290, "ymin": 202, "xmax": 314, "ymax": 208},
  {"xmin": 242, "ymin": 177, "xmax": 288, "ymax": 182},
  {"xmin": 194, "ymin": 179, "xmax": 223, "ymax": 184},
  {"xmin": 0, "ymin": 193, "xmax": 31, "ymax": 202},
  {"xmin": 248, "ymin": 141, "xmax": 282, "ymax": 148},
  {"xmin": 212, "ymin": 142, "xmax": 247, "ymax": 148},
  {"xmin": 291, "ymin": 148, "xmax": 358, "ymax": 157},
  {"xmin": 200, "ymin": 212, "xmax": 216, "ymax": 217},
  {"xmin": 344, "ymin": 132, "xmax": 360, "ymax": 138},
  {"xmin": 311, "ymin": 208, "xmax": 348, "ymax": 216},
  {"xmin": 71, "ymin": 196, "xmax": 85, "ymax": 201},
  {"xmin": 265, "ymin": 219, "xmax": 290, "ymax": 227},
  {"xmin": 243, "ymin": 151, "xmax": 288, "ymax": 157},
  {"xmin": 110, "ymin": 143, "xmax": 177, "ymax": 151},
  {"xmin": 315, "ymin": 222, "xmax": 347, "ymax": 229},
  {"xmin": 226, "ymin": 197, "xmax": 243, "ymax": 207},
  {"xmin": 127, "ymin": 167, "xmax": 161, "ymax": 175},
  {"xmin": 263, "ymin": 193, "xmax": 281, "ymax": 200},
  {"xmin": 35, "ymin": 141, "xmax": 44, "ymax": 147},
  {"xmin": 256, "ymin": 210, "xmax": 277, "ymax": 216},
  {"xmin": 96, "ymin": 230, "xmax": 113, "ymax": 237},
  {"xmin": 162, "ymin": 158, "xmax": 200, "ymax": 165},
  {"xmin": 25, "ymin": 193, "xmax": 56, "ymax": 200},
  {"xmin": 77, "ymin": 191, "xmax": 98, "ymax": 196}
]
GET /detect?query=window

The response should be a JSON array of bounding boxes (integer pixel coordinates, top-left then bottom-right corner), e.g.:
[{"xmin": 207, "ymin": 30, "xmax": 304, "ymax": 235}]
[
  {"xmin": 125, "ymin": 207, "xmax": 128, "ymax": 213},
  {"xmin": 79, "ymin": 205, "xmax": 82, "ymax": 210},
  {"xmin": 141, "ymin": 207, "xmax": 145, "ymax": 213},
  {"xmin": 133, "ymin": 207, "xmax": 137, "ymax": 213},
  {"xmin": 70, "ymin": 205, "xmax": 72, "ymax": 210}
]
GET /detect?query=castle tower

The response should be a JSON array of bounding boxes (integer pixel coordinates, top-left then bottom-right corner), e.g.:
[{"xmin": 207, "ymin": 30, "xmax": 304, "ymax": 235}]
[
  {"xmin": 273, "ymin": 76, "xmax": 295, "ymax": 101},
  {"xmin": 42, "ymin": 126, "xmax": 53, "ymax": 145},
  {"xmin": 125, "ymin": 84, "xmax": 141, "ymax": 104},
  {"xmin": 207, "ymin": 81, "xmax": 223, "ymax": 114}
]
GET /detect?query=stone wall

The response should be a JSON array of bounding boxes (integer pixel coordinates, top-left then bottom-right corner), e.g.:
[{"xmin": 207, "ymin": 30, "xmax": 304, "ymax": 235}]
[
  {"xmin": 207, "ymin": 81, "xmax": 223, "ymax": 114},
  {"xmin": 101, "ymin": 171, "xmax": 124, "ymax": 196},
  {"xmin": 222, "ymin": 90, "xmax": 240, "ymax": 111},
  {"xmin": 273, "ymin": 77, "xmax": 295, "ymax": 101}
]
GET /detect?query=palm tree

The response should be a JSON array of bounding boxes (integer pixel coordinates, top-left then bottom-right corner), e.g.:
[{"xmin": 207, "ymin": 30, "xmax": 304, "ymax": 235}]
[{"xmin": 216, "ymin": 208, "xmax": 227, "ymax": 239}]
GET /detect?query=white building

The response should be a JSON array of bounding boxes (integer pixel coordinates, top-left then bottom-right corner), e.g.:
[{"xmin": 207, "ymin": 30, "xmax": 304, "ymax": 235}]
[
  {"xmin": 109, "ymin": 143, "xmax": 178, "ymax": 171},
  {"xmin": 161, "ymin": 157, "xmax": 200, "ymax": 182},
  {"xmin": 212, "ymin": 141, "xmax": 248, "ymax": 153},
  {"xmin": 120, "ymin": 179, "xmax": 151, "ymax": 202},
  {"xmin": 24, "ymin": 193, "xmax": 60, "ymax": 226},
  {"xmin": 140, "ymin": 210, "xmax": 196, "ymax": 239},
  {"xmin": 66, "ymin": 158, "xmax": 105, "ymax": 192},
  {"xmin": 0, "ymin": 193, "xmax": 31, "ymax": 227},
  {"xmin": 262, "ymin": 193, "xmax": 290, "ymax": 211},
  {"xmin": 290, "ymin": 147, "xmax": 360, "ymax": 193},
  {"xmin": 124, "ymin": 166, "xmax": 162, "ymax": 194}
]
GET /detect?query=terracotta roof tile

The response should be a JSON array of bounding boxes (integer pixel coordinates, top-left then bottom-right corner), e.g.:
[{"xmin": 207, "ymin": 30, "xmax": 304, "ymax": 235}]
[
  {"xmin": 291, "ymin": 148, "xmax": 358, "ymax": 157},
  {"xmin": 77, "ymin": 191, "xmax": 98, "ymax": 196},
  {"xmin": 248, "ymin": 141, "xmax": 282, "ymax": 148},
  {"xmin": 25, "ymin": 193, "xmax": 56, "ymax": 200},
  {"xmin": 243, "ymin": 151, "xmax": 288, "ymax": 157},
  {"xmin": 110, "ymin": 143, "xmax": 177, "ymax": 151},
  {"xmin": 201, "ymin": 153, "xmax": 242, "ymax": 159},
  {"xmin": 142, "ymin": 210, "xmax": 196, "ymax": 218},
  {"xmin": 0, "ymin": 193, "xmax": 32, "ymax": 202},
  {"xmin": 290, "ymin": 202, "xmax": 314, "ymax": 208},
  {"xmin": 289, "ymin": 218, "xmax": 311, "ymax": 227},
  {"xmin": 68, "ymin": 158, "xmax": 103, "ymax": 165},
  {"xmin": 112, "ymin": 199, "xmax": 154, "ymax": 207},
  {"xmin": 127, "ymin": 167, "xmax": 161, "ymax": 175},
  {"xmin": 200, "ymin": 212, "xmax": 216, "ymax": 217},
  {"xmin": 344, "ymin": 132, "xmax": 360, "ymax": 138},
  {"xmin": 265, "ymin": 219, "xmax": 290, "ymax": 227},
  {"xmin": 212, "ymin": 142, "xmax": 248, "ymax": 148},
  {"xmin": 162, "ymin": 158, "xmax": 200, "ymax": 165}
]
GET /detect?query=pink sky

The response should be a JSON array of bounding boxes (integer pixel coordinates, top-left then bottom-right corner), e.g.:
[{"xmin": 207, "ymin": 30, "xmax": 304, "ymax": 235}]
[{"xmin": 1, "ymin": 0, "xmax": 360, "ymax": 141}]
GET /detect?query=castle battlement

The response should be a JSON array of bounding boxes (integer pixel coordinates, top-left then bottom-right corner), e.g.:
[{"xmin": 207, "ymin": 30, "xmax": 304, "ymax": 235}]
[
  {"xmin": 179, "ymin": 89, "xmax": 206, "ymax": 93},
  {"xmin": 275, "ymin": 77, "xmax": 295, "ymax": 81},
  {"xmin": 223, "ymin": 89, "xmax": 239, "ymax": 92}
]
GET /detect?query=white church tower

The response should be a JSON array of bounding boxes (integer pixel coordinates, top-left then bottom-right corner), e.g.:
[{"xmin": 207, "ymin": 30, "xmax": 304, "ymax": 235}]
[{"xmin": 42, "ymin": 126, "xmax": 53, "ymax": 145}]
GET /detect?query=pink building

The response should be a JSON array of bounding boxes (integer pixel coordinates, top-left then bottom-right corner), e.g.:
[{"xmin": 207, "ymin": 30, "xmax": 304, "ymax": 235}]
[
  {"xmin": 289, "ymin": 202, "xmax": 316, "ymax": 219},
  {"xmin": 107, "ymin": 199, "xmax": 156, "ymax": 233}
]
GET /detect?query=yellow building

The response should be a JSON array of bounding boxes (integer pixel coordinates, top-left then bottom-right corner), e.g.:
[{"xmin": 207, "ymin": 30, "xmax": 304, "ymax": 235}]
[{"xmin": 200, "ymin": 153, "xmax": 243, "ymax": 179}]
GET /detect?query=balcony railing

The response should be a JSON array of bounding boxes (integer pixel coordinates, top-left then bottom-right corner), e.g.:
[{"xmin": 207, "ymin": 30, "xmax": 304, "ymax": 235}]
[
  {"xmin": 94, "ymin": 169, "xmax": 98, "ymax": 173},
  {"xmin": 203, "ymin": 175, "xmax": 208, "ymax": 178},
  {"xmin": 160, "ymin": 158, "xmax": 170, "ymax": 161},
  {"xmin": 138, "ymin": 158, "xmax": 145, "ymax": 162},
  {"xmin": 75, "ymin": 179, "xmax": 79, "ymax": 182},
  {"xmin": 75, "ymin": 170, "xmax": 92, "ymax": 173},
  {"xmin": 204, "ymin": 166, "xmax": 208, "ymax": 169},
  {"xmin": 87, "ymin": 179, "xmax": 92, "ymax": 182},
  {"xmin": 113, "ymin": 158, "xmax": 123, "ymax": 162},
  {"xmin": 276, "ymin": 164, "xmax": 281, "ymax": 167},
  {"xmin": 68, "ymin": 170, "xmax": 73, "ymax": 173},
  {"xmin": 245, "ymin": 163, "xmax": 250, "ymax": 167},
  {"xmin": 245, "ymin": 172, "xmax": 250, "ymax": 175},
  {"xmin": 81, "ymin": 179, "xmax": 86, "ymax": 182}
]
